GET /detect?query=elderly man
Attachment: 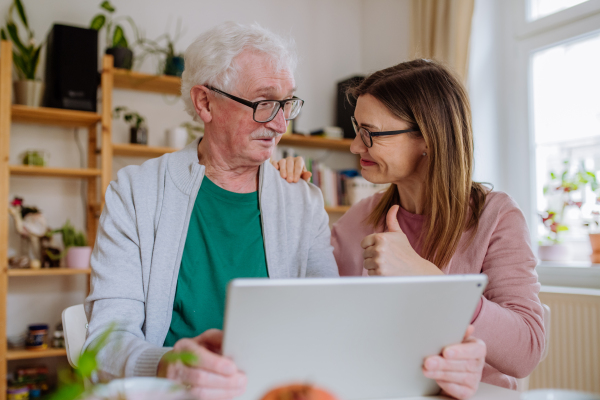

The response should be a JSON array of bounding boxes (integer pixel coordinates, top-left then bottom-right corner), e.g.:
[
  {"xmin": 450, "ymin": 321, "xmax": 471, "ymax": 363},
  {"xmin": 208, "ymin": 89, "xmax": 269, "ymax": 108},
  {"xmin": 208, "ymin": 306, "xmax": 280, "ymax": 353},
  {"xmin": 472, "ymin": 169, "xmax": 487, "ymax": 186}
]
[{"xmin": 84, "ymin": 22, "xmax": 485, "ymax": 400}]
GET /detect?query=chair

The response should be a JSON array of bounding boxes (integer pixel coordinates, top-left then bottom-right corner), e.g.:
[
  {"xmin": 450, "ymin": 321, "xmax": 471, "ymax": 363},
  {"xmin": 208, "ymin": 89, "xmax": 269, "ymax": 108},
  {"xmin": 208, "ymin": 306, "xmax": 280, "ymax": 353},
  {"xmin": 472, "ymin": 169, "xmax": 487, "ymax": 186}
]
[
  {"xmin": 516, "ymin": 303, "xmax": 551, "ymax": 392},
  {"xmin": 62, "ymin": 304, "xmax": 88, "ymax": 368}
]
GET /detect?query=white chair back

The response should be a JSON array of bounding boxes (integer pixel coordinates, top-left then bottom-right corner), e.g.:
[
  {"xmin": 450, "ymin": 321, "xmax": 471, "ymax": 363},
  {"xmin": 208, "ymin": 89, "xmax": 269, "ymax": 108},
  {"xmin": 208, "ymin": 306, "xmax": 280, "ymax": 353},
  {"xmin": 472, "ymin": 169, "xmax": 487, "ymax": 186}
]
[{"xmin": 62, "ymin": 304, "xmax": 88, "ymax": 368}]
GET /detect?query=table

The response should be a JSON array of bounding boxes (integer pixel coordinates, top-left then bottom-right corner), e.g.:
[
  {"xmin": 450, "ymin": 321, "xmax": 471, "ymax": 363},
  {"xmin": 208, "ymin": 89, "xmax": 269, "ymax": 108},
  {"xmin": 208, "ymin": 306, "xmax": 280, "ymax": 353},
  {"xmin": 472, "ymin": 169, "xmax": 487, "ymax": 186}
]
[{"xmin": 400, "ymin": 383, "xmax": 521, "ymax": 399}]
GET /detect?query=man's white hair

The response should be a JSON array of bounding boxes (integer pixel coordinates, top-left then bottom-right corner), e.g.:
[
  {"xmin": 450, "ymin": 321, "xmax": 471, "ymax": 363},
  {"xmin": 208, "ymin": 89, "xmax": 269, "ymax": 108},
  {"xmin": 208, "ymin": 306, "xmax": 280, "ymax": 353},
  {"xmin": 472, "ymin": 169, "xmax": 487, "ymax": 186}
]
[{"xmin": 181, "ymin": 21, "xmax": 297, "ymax": 121}]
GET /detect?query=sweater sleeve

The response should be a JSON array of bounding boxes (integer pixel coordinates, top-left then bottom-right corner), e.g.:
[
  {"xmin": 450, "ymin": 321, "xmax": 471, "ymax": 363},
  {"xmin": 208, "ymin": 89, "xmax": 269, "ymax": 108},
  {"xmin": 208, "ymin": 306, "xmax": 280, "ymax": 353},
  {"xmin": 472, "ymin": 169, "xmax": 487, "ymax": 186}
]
[
  {"xmin": 84, "ymin": 171, "xmax": 169, "ymax": 379},
  {"xmin": 472, "ymin": 195, "xmax": 545, "ymax": 379}
]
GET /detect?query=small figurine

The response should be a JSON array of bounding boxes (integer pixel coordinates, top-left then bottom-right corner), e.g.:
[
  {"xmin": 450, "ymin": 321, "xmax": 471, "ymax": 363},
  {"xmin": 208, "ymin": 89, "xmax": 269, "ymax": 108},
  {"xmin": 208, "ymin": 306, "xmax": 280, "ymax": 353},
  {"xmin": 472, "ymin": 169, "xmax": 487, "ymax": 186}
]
[{"xmin": 8, "ymin": 197, "xmax": 49, "ymax": 266}]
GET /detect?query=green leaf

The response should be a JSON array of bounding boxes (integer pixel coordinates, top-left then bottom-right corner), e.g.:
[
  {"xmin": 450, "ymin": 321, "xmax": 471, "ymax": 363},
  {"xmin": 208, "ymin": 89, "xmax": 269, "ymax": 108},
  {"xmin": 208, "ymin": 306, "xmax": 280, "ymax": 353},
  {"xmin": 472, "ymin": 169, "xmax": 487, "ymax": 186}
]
[
  {"xmin": 14, "ymin": 0, "xmax": 28, "ymax": 28},
  {"xmin": 90, "ymin": 14, "xmax": 106, "ymax": 30},
  {"xmin": 77, "ymin": 352, "xmax": 97, "ymax": 378},
  {"xmin": 12, "ymin": 51, "xmax": 28, "ymax": 79},
  {"xmin": 112, "ymin": 25, "xmax": 125, "ymax": 48},
  {"xmin": 550, "ymin": 172, "xmax": 556, "ymax": 180},
  {"xmin": 0, "ymin": 29, "xmax": 7, "ymax": 41},
  {"xmin": 557, "ymin": 225, "xmax": 569, "ymax": 232},
  {"xmin": 6, "ymin": 22, "xmax": 28, "ymax": 55},
  {"xmin": 100, "ymin": 0, "xmax": 115, "ymax": 12},
  {"xmin": 30, "ymin": 45, "xmax": 40, "ymax": 78}
]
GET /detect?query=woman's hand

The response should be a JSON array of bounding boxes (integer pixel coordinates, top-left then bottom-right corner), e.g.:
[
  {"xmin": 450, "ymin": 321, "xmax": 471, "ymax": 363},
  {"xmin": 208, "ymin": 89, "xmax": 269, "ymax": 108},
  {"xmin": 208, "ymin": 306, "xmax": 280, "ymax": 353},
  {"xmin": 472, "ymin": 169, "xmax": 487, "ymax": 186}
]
[
  {"xmin": 361, "ymin": 205, "xmax": 443, "ymax": 276},
  {"xmin": 423, "ymin": 325, "xmax": 486, "ymax": 400},
  {"xmin": 270, "ymin": 156, "xmax": 312, "ymax": 183}
]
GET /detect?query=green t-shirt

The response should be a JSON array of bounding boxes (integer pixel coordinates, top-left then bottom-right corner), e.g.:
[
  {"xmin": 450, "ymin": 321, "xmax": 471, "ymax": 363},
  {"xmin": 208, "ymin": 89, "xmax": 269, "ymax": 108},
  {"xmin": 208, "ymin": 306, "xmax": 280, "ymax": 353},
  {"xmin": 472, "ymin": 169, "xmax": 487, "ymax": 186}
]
[{"xmin": 163, "ymin": 177, "xmax": 268, "ymax": 346}]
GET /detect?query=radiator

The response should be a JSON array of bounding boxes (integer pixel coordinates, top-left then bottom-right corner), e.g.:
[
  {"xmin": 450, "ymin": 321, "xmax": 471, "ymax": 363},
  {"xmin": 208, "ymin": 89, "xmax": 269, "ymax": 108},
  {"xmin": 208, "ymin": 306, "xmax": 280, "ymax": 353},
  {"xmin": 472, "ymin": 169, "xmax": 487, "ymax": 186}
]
[{"xmin": 529, "ymin": 286, "xmax": 600, "ymax": 393}]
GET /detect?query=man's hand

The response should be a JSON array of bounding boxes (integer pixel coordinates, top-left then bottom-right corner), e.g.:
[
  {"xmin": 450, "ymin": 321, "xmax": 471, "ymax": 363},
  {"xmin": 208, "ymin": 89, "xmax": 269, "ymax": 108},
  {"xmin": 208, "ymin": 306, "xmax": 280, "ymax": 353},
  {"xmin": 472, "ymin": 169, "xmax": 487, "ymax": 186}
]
[
  {"xmin": 422, "ymin": 325, "xmax": 486, "ymax": 400},
  {"xmin": 270, "ymin": 156, "xmax": 312, "ymax": 183},
  {"xmin": 361, "ymin": 205, "xmax": 443, "ymax": 276},
  {"xmin": 158, "ymin": 329, "xmax": 246, "ymax": 400}
]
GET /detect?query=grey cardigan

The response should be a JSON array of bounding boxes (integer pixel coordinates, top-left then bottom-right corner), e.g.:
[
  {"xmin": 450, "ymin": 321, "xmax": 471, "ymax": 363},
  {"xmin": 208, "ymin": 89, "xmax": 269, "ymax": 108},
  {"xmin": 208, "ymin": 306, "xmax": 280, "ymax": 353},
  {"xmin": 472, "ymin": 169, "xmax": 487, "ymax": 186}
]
[{"xmin": 83, "ymin": 139, "xmax": 338, "ymax": 379}]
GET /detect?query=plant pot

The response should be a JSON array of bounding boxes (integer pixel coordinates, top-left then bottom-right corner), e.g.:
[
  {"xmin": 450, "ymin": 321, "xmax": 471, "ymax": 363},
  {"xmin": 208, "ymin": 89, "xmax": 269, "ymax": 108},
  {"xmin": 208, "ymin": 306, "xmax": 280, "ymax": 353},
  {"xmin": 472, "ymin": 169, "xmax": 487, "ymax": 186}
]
[
  {"xmin": 589, "ymin": 233, "xmax": 600, "ymax": 263},
  {"xmin": 66, "ymin": 246, "xmax": 92, "ymax": 269},
  {"xmin": 106, "ymin": 47, "xmax": 133, "ymax": 70},
  {"xmin": 538, "ymin": 244, "xmax": 569, "ymax": 262},
  {"xmin": 130, "ymin": 126, "xmax": 148, "ymax": 145},
  {"xmin": 164, "ymin": 55, "xmax": 184, "ymax": 77},
  {"xmin": 14, "ymin": 80, "xmax": 44, "ymax": 107},
  {"xmin": 167, "ymin": 127, "xmax": 188, "ymax": 149}
]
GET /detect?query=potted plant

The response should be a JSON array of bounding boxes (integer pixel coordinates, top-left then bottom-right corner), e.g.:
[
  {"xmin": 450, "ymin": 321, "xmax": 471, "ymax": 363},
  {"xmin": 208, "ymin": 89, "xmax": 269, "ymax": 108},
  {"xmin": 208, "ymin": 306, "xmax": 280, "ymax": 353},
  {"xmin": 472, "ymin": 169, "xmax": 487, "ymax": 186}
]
[
  {"xmin": 136, "ymin": 20, "xmax": 185, "ymax": 77},
  {"xmin": 539, "ymin": 160, "xmax": 599, "ymax": 262},
  {"xmin": 89, "ymin": 1, "xmax": 137, "ymax": 70},
  {"xmin": 50, "ymin": 326, "xmax": 197, "ymax": 400},
  {"xmin": 0, "ymin": 0, "xmax": 44, "ymax": 106},
  {"xmin": 47, "ymin": 220, "xmax": 91, "ymax": 269},
  {"xmin": 114, "ymin": 106, "xmax": 148, "ymax": 145}
]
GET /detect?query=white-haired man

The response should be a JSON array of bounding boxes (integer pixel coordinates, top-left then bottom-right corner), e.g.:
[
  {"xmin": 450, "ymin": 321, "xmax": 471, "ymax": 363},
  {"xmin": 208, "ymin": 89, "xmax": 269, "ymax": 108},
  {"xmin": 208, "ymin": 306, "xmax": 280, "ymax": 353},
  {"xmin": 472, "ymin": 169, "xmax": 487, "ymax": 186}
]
[{"xmin": 84, "ymin": 22, "xmax": 485, "ymax": 400}]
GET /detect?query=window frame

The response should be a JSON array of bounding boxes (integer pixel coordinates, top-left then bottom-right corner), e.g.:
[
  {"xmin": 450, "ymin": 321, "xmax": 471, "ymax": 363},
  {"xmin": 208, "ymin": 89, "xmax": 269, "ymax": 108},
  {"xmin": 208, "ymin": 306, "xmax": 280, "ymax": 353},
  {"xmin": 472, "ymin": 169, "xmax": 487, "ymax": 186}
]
[{"xmin": 510, "ymin": 0, "xmax": 600, "ymax": 245}]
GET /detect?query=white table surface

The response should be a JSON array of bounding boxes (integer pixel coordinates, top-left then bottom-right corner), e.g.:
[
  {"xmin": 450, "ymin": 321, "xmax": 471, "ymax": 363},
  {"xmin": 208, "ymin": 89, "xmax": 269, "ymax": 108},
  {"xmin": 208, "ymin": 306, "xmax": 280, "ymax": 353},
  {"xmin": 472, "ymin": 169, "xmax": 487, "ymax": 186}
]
[{"xmin": 398, "ymin": 383, "xmax": 520, "ymax": 400}]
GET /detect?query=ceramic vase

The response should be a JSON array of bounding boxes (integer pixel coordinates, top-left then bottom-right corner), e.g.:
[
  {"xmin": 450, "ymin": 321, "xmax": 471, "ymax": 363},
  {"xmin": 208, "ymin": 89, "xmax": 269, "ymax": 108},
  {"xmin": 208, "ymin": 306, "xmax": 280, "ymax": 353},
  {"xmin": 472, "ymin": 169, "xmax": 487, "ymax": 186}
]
[
  {"xmin": 130, "ymin": 126, "xmax": 148, "ymax": 145},
  {"xmin": 106, "ymin": 47, "xmax": 133, "ymax": 70},
  {"xmin": 167, "ymin": 127, "xmax": 188, "ymax": 149}
]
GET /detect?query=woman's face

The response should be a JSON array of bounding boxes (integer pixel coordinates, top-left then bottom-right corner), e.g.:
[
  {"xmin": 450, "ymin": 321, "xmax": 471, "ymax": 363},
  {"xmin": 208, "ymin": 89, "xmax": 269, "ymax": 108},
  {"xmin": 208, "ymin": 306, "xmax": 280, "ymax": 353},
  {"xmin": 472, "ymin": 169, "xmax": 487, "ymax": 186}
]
[{"xmin": 351, "ymin": 94, "xmax": 427, "ymax": 185}]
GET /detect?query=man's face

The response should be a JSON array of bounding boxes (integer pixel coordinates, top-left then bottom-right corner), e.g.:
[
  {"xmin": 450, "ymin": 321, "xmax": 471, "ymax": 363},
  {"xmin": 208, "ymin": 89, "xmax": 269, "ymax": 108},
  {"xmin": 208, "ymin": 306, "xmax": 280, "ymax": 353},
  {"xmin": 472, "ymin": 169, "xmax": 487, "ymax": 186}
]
[{"xmin": 208, "ymin": 50, "xmax": 296, "ymax": 167}]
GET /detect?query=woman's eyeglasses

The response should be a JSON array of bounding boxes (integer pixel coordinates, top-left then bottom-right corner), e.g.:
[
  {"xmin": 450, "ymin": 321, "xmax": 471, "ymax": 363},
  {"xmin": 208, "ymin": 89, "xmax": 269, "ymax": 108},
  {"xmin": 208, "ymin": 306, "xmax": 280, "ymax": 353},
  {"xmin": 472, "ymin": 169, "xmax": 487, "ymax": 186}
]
[
  {"xmin": 351, "ymin": 116, "xmax": 420, "ymax": 148},
  {"xmin": 207, "ymin": 86, "xmax": 304, "ymax": 123}
]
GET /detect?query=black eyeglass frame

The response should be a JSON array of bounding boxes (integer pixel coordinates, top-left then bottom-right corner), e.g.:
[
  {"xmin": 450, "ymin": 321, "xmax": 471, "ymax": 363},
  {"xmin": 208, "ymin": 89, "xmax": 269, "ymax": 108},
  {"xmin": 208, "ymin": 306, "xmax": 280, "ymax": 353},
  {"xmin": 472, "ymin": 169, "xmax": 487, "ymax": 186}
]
[
  {"xmin": 351, "ymin": 116, "xmax": 420, "ymax": 148},
  {"xmin": 206, "ymin": 86, "xmax": 304, "ymax": 123}
]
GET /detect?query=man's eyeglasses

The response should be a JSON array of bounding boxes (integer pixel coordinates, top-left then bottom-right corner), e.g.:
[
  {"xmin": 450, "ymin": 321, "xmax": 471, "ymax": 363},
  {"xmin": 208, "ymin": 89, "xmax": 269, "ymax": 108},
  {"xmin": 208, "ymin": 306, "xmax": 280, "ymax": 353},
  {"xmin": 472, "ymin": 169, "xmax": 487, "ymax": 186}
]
[
  {"xmin": 207, "ymin": 86, "xmax": 304, "ymax": 123},
  {"xmin": 351, "ymin": 116, "xmax": 420, "ymax": 148}
]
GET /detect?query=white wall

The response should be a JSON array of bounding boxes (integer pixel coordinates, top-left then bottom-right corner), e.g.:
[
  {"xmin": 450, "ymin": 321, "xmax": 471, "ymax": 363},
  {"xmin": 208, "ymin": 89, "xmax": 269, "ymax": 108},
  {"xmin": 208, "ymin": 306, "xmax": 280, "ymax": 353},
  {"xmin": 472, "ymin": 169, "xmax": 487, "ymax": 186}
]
[
  {"xmin": 5, "ymin": 0, "xmax": 410, "ymax": 338},
  {"xmin": 468, "ymin": 0, "xmax": 506, "ymax": 191},
  {"xmin": 361, "ymin": 0, "xmax": 411, "ymax": 73}
]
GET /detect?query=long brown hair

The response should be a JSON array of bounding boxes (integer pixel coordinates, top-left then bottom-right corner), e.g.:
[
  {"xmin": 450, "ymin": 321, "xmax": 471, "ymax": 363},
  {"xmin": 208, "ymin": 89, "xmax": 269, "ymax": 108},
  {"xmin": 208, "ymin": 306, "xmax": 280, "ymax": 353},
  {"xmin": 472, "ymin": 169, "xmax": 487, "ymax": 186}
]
[{"xmin": 348, "ymin": 59, "xmax": 488, "ymax": 269}]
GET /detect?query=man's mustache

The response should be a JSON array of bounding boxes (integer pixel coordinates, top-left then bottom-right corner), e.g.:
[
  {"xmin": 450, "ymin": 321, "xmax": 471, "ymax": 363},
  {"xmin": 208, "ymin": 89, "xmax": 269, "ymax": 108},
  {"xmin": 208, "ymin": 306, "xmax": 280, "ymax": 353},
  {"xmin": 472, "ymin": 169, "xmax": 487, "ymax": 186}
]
[{"xmin": 250, "ymin": 128, "xmax": 281, "ymax": 139}]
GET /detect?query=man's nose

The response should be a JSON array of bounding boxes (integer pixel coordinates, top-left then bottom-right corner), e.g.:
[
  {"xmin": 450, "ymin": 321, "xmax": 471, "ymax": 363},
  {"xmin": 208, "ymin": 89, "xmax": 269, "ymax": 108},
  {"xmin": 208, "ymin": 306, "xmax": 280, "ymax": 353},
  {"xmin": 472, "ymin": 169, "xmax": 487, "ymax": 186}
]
[{"xmin": 265, "ymin": 108, "xmax": 287, "ymax": 134}]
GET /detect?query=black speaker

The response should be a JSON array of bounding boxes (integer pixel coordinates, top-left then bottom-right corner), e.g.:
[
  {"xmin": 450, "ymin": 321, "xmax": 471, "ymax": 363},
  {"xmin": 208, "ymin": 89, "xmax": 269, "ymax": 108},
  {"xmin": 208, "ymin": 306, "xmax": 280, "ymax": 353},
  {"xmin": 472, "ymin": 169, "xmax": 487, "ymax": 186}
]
[
  {"xmin": 43, "ymin": 24, "xmax": 98, "ymax": 111},
  {"xmin": 336, "ymin": 75, "xmax": 364, "ymax": 139}
]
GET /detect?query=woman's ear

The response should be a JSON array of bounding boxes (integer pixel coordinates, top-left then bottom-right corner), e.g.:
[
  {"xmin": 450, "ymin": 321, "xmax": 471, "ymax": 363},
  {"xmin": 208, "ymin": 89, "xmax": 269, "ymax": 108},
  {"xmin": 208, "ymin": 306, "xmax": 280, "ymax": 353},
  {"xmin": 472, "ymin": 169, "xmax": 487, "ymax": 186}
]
[{"xmin": 190, "ymin": 85, "xmax": 213, "ymax": 123}]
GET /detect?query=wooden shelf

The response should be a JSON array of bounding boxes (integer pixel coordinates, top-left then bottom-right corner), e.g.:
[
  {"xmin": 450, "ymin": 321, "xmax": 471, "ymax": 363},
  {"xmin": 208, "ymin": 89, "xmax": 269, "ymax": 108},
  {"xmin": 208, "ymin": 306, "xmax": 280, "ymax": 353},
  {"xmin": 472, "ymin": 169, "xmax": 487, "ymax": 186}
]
[
  {"xmin": 279, "ymin": 135, "xmax": 353, "ymax": 151},
  {"xmin": 325, "ymin": 206, "xmax": 351, "ymax": 213},
  {"xmin": 7, "ymin": 268, "xmax": 91, "ymax": 277},
  {"xmin": 113, "ymin": 69, "xmax": 181, "ymax": 95},
  {"xmin": 112, "ymin": 143, "xmax": 177, "ymax": 158},
  {"xmin": 11, "ymin": 104, "xmax": 101, "ymax": 128},
  {"xmin": 9, "ymin": 165, "xmax": 101, "ymax": 178},
  {"xmin": 6, "ymin": 348, "xmax": 67, "ymax": 361}
]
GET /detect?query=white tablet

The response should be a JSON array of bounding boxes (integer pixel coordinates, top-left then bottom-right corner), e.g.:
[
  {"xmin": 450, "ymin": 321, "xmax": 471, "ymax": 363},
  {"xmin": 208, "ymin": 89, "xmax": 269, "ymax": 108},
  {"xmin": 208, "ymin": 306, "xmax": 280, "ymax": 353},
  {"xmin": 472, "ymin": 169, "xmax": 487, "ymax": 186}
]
[{"xmin": 223, "ymin": 274, "xmax": 487, "ymax": 400}]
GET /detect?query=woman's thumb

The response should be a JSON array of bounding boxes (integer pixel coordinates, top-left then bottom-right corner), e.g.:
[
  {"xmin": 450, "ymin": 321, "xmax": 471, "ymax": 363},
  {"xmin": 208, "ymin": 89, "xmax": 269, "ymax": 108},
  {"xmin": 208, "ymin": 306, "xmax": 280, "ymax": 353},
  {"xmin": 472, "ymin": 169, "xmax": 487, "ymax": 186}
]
[{"xmin": 386, "ymin": 205, "xmax": 402, "ymax": 232}]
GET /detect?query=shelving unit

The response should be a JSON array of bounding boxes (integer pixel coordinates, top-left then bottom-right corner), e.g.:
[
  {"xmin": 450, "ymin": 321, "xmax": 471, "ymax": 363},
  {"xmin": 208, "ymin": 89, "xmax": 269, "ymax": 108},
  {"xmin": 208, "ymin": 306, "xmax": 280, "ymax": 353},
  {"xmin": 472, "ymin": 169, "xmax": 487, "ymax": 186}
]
[
  {"xmin": 6, "ymin": 348, "xmax": 67, "ymax": 361},
  {"xmin": 0, "ymin": 41, "xmax": 111, "ymax": 400}
]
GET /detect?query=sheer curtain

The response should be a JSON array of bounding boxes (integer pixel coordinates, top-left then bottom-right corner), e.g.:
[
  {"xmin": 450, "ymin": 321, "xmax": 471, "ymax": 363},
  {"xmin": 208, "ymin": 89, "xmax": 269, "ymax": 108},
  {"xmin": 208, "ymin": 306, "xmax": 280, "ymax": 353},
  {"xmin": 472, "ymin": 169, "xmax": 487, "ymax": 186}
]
[{"xmin": 410, "ymin": 0, "xmax": 475, "ymax": 81}]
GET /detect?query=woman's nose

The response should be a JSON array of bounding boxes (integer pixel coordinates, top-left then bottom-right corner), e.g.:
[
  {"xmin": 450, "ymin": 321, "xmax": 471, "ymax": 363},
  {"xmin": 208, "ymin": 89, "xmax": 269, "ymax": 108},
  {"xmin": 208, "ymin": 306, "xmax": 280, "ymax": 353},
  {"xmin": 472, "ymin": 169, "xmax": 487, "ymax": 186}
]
[{"xmin": 350, "ymin": 134, "xmax": 367, "ymax": 155}]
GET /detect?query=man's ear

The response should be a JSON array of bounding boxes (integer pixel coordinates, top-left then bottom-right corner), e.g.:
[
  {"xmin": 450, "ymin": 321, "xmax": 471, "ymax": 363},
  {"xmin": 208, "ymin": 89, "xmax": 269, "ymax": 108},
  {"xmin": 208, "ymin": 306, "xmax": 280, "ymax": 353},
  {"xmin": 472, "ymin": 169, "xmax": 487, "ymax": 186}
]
[{"xmin": 190, "ymin": 85, "xmax": 213, "ymax": 123}]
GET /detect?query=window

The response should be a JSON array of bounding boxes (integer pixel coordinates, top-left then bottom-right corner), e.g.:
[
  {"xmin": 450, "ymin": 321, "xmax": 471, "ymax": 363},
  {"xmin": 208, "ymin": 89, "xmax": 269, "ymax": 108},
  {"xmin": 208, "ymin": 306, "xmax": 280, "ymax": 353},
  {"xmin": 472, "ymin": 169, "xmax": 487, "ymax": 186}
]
[
  {"xmin": 524, "ymin": 2, "xmax": 600, "ymax": 251},
  {"xmin": 528, "ymin": 0, "xmax": 589, "ymax": 21}
]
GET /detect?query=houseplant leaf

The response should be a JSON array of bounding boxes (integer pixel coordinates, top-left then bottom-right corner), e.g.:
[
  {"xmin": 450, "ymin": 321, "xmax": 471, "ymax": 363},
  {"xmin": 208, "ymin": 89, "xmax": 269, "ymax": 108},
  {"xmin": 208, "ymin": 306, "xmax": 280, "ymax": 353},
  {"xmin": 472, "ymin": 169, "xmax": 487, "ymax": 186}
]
[
  {"xmin": 90, "ymin": 14, "xmax": 105, "ymax": 31},
  {"xmin": 6, "ymin": 22, "xmax": 28, "ymax": 54},
  {"xmin": 100, "ymin": 0, "xmax": 115, "ymax": 12},
  {"xmin": 112, "ymin": 24, "xmax": 125, "ymax": 48},
  {"xmin": 29, "ymin": 45, "xmax": 41, "ymax": 78},
  {"xmin": 0, "ymin": 29, "xmax": 6, "ymax": 40},
  {"xmin": 14, "ymin": 0, "xmax": 28, "ymax": 28}
]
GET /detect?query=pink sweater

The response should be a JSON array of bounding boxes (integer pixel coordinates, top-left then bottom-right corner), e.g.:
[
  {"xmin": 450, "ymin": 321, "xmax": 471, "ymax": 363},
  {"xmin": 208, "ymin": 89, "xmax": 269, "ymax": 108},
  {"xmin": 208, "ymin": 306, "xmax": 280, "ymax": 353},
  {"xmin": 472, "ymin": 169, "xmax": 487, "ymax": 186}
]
[{"xmin": 331, "ymin": 191, "xmax": 545, "ymax": 390}]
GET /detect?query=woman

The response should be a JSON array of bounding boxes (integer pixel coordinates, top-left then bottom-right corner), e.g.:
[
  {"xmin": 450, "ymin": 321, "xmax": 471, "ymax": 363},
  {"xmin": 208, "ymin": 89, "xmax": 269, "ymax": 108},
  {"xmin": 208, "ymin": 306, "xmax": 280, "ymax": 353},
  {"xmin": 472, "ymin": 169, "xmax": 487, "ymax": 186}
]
[{"xmin": 274, "ymin": 59, "xmax": 545, "ymax": 396}]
